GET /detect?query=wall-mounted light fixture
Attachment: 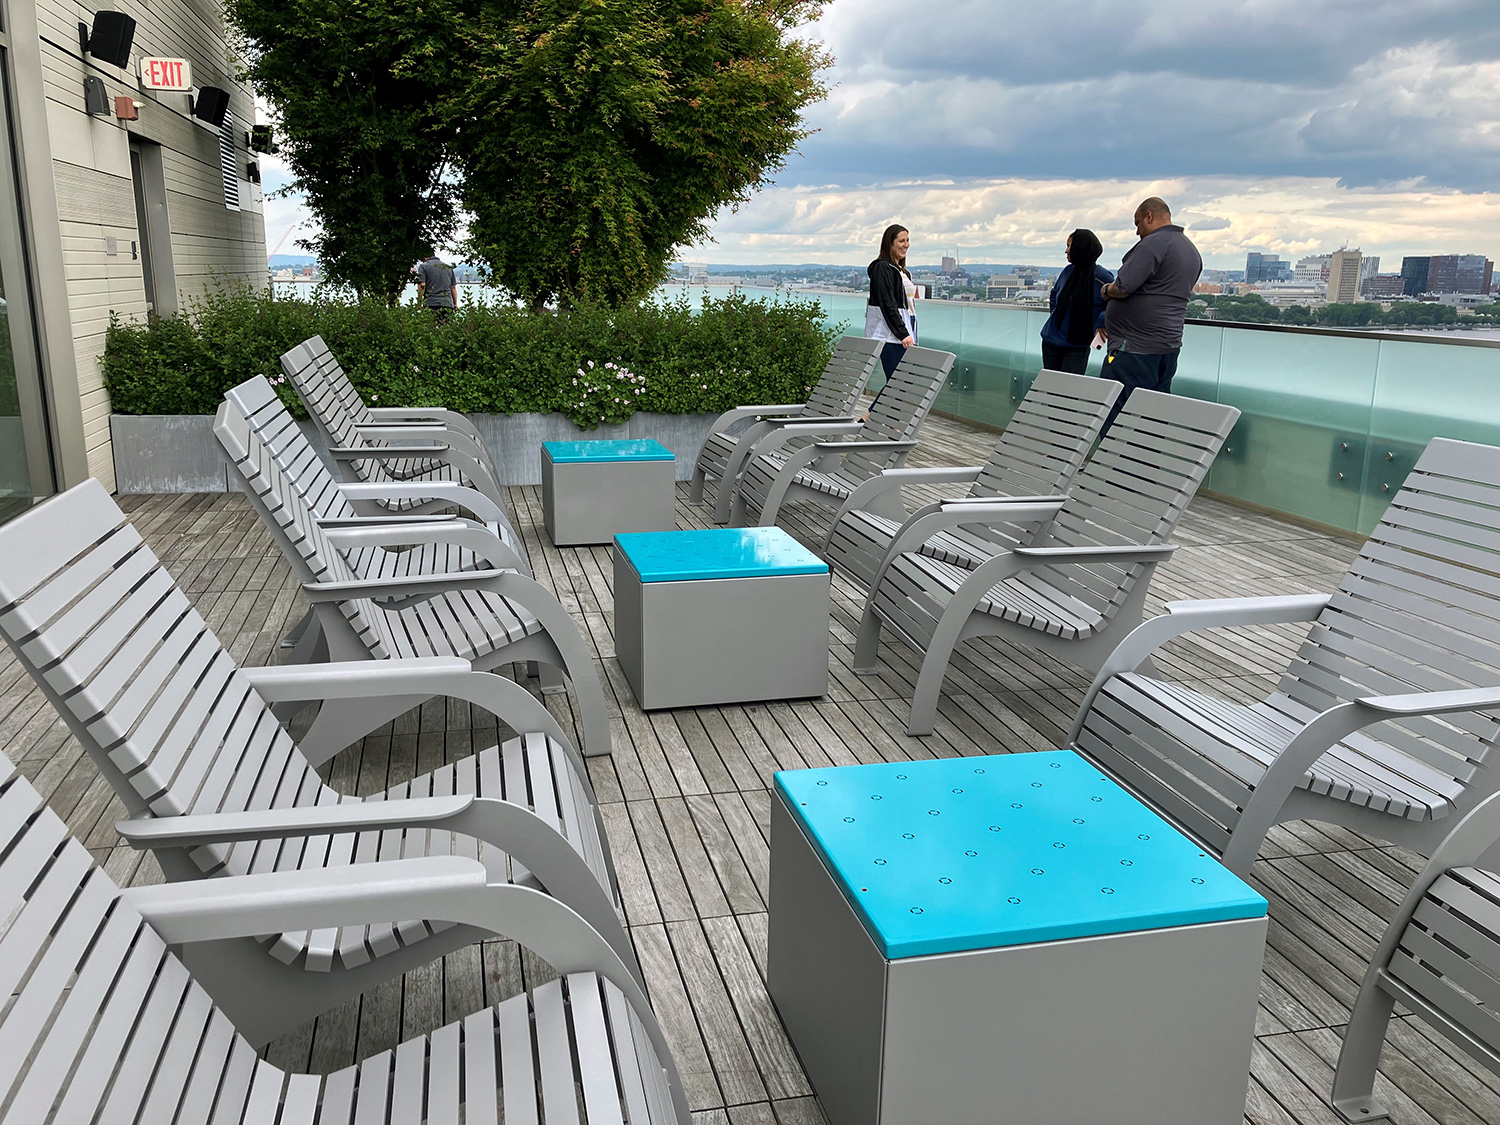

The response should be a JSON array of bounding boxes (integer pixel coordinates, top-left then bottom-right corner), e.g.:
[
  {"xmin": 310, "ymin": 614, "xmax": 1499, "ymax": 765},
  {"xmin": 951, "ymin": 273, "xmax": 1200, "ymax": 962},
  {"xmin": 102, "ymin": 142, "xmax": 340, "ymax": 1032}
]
[
  {"xmin": 77, "ymin": 10, "xmax": 136, "ymax": 68},
  {"xmin": 248, "ymin": 124, "xmax": 278, "ymax": 154},
  {"xmin": 246, "ymin": 160, "xmax": 261, "ymax": 184},
  {"xmin": 114, "ymin": 95, "xmax": 140, "ymax": 120}
]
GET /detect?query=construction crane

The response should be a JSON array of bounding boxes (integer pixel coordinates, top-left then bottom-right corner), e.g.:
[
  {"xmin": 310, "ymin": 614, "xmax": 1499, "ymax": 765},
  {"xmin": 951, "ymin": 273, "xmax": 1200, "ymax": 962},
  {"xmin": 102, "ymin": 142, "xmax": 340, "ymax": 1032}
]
[{"xmin": 267, "ymin": 219, "xmax": 302, "ymax": 262}]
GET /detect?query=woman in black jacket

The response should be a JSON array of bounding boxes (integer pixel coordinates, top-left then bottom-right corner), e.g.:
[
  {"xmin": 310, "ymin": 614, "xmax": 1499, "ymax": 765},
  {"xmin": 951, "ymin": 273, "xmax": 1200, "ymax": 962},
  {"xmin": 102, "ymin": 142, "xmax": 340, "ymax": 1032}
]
[
  {"xmin": 1039, "ymin": 228, "xmax": 1112, "ymax": 374},
  {"xmin": 866, "ymin": 224, "xmax": 918, "ymax": 379}
]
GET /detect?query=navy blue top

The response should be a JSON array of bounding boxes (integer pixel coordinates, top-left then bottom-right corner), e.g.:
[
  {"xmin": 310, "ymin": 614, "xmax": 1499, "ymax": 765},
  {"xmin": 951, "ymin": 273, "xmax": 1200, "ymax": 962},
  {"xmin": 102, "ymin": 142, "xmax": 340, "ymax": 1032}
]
[
  {"xmin": 1040, "ymin": 263, "xmax": 1115, "ymax": 349},
  {"xmin": 776, "ymin": 750, "xmax": 1265, "ymax": 959}
]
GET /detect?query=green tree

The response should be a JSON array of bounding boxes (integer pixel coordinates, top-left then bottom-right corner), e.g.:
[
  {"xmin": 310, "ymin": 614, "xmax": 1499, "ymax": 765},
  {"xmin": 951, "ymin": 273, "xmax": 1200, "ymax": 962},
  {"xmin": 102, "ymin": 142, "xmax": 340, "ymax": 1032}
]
[
  {"xmin": 1317, "ymin": 302, "xmax": 1381, "ymax": 327},
  {"xmin": 457, "ymin": 0, "xmax": 830, "ymax": 309},
  {"xmin": 1204, "ymin": 294, "xmax": 1281, "ymax": 324},
  {"xmin": 230, "ymin": 0, "xmax": 464, "ymax": 301}
]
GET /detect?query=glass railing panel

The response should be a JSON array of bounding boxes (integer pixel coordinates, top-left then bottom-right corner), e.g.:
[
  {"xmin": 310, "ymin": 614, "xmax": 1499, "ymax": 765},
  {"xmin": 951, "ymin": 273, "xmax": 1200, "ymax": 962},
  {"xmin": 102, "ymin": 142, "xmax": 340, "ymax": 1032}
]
[
  {"xmin": 930, "ymin": 303, "xmax": 1027, "ymax": 430},
  {"xmin": 1357, "ymin": 339, "xmax": 1500, "ymax": 534},
  {"xmin": 1208, "ymin": 327, "xmax": 1379, "ymax": 529}
]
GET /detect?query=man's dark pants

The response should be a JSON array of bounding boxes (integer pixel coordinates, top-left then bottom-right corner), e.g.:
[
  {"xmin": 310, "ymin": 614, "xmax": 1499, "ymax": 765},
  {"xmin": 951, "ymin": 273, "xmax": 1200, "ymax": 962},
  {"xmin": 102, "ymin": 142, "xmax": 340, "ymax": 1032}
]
[
  {"xmin": 1041, "ymin": 342, "xmax": 1090, "ymax": 375},
  {"xmin": 428, "ymin": 304, "xmax": 453, "ymax": 325},
  {"xmin": 1101, "ymin": 348, "xmax": 1179, "ymax": 433}
]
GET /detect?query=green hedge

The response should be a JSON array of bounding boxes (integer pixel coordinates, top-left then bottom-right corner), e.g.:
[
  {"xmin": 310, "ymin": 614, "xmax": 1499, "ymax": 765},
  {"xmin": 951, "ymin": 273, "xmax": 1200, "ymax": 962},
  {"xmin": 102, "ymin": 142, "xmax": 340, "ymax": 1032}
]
[{"xmin": 103, "ymin": 286, "xmax": 841, "ymax": 427}]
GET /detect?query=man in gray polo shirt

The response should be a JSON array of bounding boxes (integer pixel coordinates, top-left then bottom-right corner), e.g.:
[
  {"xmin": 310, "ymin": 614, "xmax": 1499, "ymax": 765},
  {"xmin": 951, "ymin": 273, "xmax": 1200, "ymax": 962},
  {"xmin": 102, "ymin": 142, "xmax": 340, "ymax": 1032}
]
[
  {"xmin": 1099, "ymin": 197, "xmax": 1201, "ymax": 430},
  {"xmin": 414, "ymin": 244, "xmax": 461, "ymax": 323}
]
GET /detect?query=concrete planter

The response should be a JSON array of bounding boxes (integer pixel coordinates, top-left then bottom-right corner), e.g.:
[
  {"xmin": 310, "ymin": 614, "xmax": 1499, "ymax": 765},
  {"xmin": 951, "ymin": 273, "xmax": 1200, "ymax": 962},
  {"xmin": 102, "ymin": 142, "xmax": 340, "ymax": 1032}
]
[{"xmin": 110, "ymin": 411, "xmax": 717, "ymax": 494}]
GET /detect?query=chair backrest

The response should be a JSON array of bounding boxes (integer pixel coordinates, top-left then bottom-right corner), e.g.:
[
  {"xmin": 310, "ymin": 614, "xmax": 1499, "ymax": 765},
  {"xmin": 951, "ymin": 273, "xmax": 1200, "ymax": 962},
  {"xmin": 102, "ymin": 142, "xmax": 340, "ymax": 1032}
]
[
  {"xmin": 804, "ymin": 335, "xmax": 883, "ymax": 417},
  {"xmin": 226, "ymin": 375, "xmax": 358, "ymax": 521},
  {"xmin": 972, "ymin": 369, "xmax": 1121, "ymax": 499},
  {"xmin": 0, "ymin": 749, "xmax": 268, "ymax": 1122},
  {"xmin": 846, "ymin": 346, "xmax": 955, "ymax": 479},
  {"xmin": 215, "ymin": 400, "xmax": 405, "ymax": 660},
  {"xmin": 1280, "ymin": 437, "xmax": 1500, "ymax": 792},
  {"xmin": 0, "ymin": 481, "xmax": 330, "ymax": 880},
  {"xmin": 282, "ymin": 334, "xmax": 371, "ymax": 456},
  {"xmin": 1031, "ymin": 390, "xmax": 1239, "ymax": 621}
]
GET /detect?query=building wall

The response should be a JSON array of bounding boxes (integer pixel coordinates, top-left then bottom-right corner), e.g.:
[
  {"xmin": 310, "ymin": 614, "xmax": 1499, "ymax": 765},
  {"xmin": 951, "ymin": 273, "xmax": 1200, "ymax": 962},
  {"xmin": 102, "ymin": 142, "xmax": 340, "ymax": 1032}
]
[{"xmin": 24, "ymin": 0, "xmax": 266, "ymax": 489}]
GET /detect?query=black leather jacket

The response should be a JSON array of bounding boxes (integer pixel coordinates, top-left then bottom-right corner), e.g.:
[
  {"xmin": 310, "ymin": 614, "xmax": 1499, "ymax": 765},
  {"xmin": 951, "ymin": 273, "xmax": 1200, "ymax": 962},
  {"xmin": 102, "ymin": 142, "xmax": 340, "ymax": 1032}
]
[{"xmin": 867, "ymin": 259, "xmax": 911, "ymax": 339}]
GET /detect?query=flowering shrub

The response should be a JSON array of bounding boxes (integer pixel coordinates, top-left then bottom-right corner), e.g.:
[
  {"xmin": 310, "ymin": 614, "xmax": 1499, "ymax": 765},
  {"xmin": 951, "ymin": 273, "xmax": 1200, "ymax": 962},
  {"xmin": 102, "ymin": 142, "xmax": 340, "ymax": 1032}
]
[{"xmin": 103, "ymin": 284, "xmax": 840, "ymax": 428}]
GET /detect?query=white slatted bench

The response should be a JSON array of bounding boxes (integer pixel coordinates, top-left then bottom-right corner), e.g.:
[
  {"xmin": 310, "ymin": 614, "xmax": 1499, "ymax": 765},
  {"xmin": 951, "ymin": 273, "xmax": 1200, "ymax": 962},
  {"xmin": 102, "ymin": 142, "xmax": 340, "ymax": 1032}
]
[
  {"xmin": 1067, "ymin": 436, "xmax": 1500, "ymax": 876},
  {"xmin": 855, "ymin": 390, "xmax": 1240, "ymax": 735},
  {"xmin": 690, "ymin": 334, "xmax": 883, "ymax": 524},
  {"xmin": 824, "ymin": 369, "xmax": 1121, "ymax": 589},
  {"xmin": 731, "ymin": 346, "xmax": 955, "ymax": 529},
  {"xmin": 0, "ymin": 751, "xmax": 690, "ymax": 1123},
  {"xmin": 0, "ymin": 479, "xmax": 633, "ymax": 1047}
]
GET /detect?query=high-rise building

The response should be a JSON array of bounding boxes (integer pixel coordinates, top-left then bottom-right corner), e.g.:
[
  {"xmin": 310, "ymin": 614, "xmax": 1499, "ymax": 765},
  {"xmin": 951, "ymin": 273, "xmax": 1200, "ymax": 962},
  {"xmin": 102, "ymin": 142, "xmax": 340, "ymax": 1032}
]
[
  {"xmin": 941, "ymin": 256, "xmax": 958, "ymax": 275},
  {"xmin": 1327, "ymin": 249, "xmax": 1362, "ymax": 303},
  {"xmin": 1359, "ymin": 256, "xmax": 1380, "ymax": 281},
  {"xmin": 1424, "ymin": 254, "xmax": 1494, "ymax": 294},
  {"xmin": 1401, "ymin": 256, "xmax": 1431, "ymax": 297},
  {"xmin": 1245, "ymin": 251, "xmax": 1290, "ymax": 283}
]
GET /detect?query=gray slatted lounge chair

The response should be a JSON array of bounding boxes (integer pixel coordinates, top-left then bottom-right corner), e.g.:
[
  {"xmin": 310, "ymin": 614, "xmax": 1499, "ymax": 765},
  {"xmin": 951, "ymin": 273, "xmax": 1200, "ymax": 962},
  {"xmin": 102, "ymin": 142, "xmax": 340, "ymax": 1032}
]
[
  {"xmin": 0, "ymin": 751, "xmax": 691, "ymax": 1122},
  {"xmin": 216, "ymin": 399, "xmax": 614, "ymax": 759},
  {"xmin": 283, "ymin": 335, "xmax": 512, "ymax": 519},
  {"xmin": 222, "ymin": 375, "xmax": 533, "ymax": 666},
  {"xmin": 690, "ymin": 334, "xmax": 883, "ymax": 523},
  {"xmin": 730, "ymin": 345, "xmax": 956, "ymax": 529},
  {"xmin": 1066, "ymin": 436, "xmax": 1500, "ymax": 877},
  {"xmin": 856, "ymin": 390, "xmax": 1239, "ymax": 735},
  {"xmin": 230, "ymin": 374, "xmax": 527, "ymax": 573},
  {"xmin": 0, "ymin": 480, "xmax": 637, "ymax": 1046},
  {"xmin": 824, "ymin": 369, "xmax": 1122, "ymax": 588},
  {"xmin": 1331, "ymin": 788, "xmax": 1500, "ymax": 1122}
]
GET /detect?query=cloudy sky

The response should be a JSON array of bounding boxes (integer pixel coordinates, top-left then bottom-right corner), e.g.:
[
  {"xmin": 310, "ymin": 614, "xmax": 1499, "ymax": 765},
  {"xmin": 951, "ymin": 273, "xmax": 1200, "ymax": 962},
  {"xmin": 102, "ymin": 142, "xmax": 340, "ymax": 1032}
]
[{"xmin": 263, "ymin": 0, "xmax": 1500, "ymax": 271}]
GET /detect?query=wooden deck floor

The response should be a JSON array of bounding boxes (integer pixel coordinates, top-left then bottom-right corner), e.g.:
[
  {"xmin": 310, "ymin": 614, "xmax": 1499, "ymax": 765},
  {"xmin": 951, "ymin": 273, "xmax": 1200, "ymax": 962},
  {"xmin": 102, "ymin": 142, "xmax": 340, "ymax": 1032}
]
[{"xmin": 4, "ymin": 411, "xmax": 1497, "ymax": 1124}]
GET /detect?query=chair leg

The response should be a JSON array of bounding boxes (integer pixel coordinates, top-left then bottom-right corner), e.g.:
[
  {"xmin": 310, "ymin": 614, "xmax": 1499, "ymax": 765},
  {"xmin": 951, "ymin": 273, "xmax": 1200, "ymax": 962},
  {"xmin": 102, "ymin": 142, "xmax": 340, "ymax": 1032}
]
[
  {"xmin": 280, "ymin": 608, "xmax": 313, "ymax": 649},
  {"xmin": 538, "ymin": 663, "xmax": 566, "ymax": 695},
  {"xmin": 1330, "ymin": 986, "xmax": 1397, "ymax": 1122},
  {"xmin": 854, "ymin": 601, "xmax": 884, "ymax": 672},
  {"xmin": 689, "ymin": 467, "xmax": 707, "ymax": 505},
  {"xmin": 906, "ymin": 626, "xmax": 962, "ymax": 736}
]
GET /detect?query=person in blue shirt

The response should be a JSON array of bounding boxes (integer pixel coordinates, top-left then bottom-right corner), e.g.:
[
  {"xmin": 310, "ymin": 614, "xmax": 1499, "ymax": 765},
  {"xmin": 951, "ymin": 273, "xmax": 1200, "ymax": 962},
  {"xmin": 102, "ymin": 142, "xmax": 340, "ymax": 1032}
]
[{"xmin": 1040, "ymin": 229, "xmax": 1112, "ymax": 374}]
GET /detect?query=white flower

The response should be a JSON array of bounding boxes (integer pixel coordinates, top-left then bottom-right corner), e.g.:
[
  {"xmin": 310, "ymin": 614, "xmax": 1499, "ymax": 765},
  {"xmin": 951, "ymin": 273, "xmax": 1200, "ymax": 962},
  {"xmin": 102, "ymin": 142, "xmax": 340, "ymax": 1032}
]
[
  {"xmin": 587, "ymin": 360, "xmax": 594, "ymax": 368},
  {"xmin": 371, "ymin": 395, "xmax": 379, "ymax": 402}
]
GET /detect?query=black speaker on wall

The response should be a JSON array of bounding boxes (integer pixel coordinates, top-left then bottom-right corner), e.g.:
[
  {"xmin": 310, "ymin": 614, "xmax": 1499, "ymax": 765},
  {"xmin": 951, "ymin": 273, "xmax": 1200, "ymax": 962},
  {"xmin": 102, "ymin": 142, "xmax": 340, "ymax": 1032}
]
[
  {"xmin": 193, "ymin": 86, "xmax": 231, "ymax": 128},
  {"xmin": 80, "ymin": 10, "xmax": 136, "ymax": 69}
]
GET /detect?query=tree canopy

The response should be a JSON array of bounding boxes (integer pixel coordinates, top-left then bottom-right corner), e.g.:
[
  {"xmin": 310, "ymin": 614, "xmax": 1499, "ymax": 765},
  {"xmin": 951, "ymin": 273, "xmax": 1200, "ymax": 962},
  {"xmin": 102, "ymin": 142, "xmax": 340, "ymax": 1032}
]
[{"xmin": 231, "ymin": 0, "xmax": 829, "ymax": 305}]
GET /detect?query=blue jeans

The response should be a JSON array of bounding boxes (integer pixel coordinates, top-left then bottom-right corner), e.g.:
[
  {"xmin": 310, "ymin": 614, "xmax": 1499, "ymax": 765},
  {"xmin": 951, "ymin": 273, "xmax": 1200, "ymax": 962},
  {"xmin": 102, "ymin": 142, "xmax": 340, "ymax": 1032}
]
[{"xmin": 1102, "ymin": 348, "xmax": 1179, "ymax": 434}]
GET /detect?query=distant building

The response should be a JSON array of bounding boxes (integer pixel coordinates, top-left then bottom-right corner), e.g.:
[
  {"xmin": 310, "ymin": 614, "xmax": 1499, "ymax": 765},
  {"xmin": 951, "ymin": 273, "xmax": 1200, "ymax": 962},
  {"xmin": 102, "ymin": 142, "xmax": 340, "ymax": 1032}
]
[
  {"xmin": 1400, "ymin": 256, "xmax": 1431, "ymax": 297},
  {"xmin": 1433, "ymin": 292, "xmax": 1497, "ymax": 309},
  {"xmin": 1359, "ymin": 256, "xmax": 1380, "ymax": 281},
  {"xmin": 941, "ymin": 256, "xmax": 958, "ymax": 275},
  {"xmin": 1361, "ymin": 274, "xmax": 1406, "ymax": 299},
  {"xmin": 1326, "ymin": 249, "xmax": 1362, "ymax": 303},
  {"xmin": 1427, "ymin": 254, "xmax": 1493, "ymax": 294},
  {"xmin": 1294, "ymin": 254, "xmax": 1332, "ymax": 286},
  {"xmin": 1245, "ymin": 252, "xmax": 1291, "ymax": 283},
  {"xmin": 986, "ymin": 276, "xmax": 1023, "ymax": 299},
  {"xmin": 751, "ymin": 276, "xmax": 775, "ymax": 287}
]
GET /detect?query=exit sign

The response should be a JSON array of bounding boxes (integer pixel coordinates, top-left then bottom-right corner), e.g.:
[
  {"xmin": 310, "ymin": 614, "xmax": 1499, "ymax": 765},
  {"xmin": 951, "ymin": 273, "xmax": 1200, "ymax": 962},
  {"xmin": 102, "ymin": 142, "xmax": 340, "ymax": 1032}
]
[{"xmin": 139, "ymin": 57, "xmax": 192, "ymax": 91}]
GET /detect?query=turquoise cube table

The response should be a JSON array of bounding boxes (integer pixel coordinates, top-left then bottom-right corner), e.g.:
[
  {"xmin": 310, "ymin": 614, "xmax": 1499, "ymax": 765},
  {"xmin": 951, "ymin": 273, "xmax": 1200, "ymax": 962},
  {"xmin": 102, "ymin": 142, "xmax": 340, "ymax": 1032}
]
[
  {"xmin": 613, "ymin": 527, "xmax": 830, "ymax": 709},
  {"xmin": 541, "ymin": 439, "xmax": 675, "ymax": 545},
  {"xmin": 769, "ymin": 751, "xmax": 1268, "ymax": 1125}
]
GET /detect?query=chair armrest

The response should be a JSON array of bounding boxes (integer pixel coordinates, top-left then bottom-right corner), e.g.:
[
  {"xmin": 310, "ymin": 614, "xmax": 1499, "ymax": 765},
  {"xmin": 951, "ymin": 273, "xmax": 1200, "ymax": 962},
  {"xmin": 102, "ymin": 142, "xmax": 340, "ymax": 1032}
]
[
  {"xmin": 316, "ymin": 514, "xmax": 460, "ymax": 526},
  {"xmin": 302, "ymin": 568, "xmax": 519, "ymax": 602},
  {"xmin": 117, "ymin": 795, "xmax": 474, "ymax": 848},
  {"xmin": 710, "ymin": 404, "xmax": 806, "ymax": 432},
  {"xmin": 241, "ymin": 657, "xmax": 473, "ymax": 699},
  {"xmin": 330, "ymin": 445, "xmax": 449, "ymax": 460},
  {"xmin": 1068, "ymin": 593, "xmax": 1335, "ymax": 747},
  {"xmin": 861, "ymin": 501, "xmax": 1066, "ymax": 600},
  {"xmin": 822, "ymin": 466, "xmax": 990, "ymax": 552},
  {"xmin": 1357, "ymin": 686, "xmax": 1500, "ymax": 717},
  {"xmin": 943, "ymin": 493, "xmax": 1070, "ymax": 505},
  {"xmin": 750, "ymin": 420, "xmax": 865, "ymax": 461},
  {"xmin": 1012, "ymin": 544, "xmax": 1176, "ymax": 565},
  {"xmin": 355, "ymin": 423, "xmax": 490, "ymax": 463},
  {"xmin": 813, "ymin": 440, "xmax": 918, "ymax": 452},
  {"xmin": 321, "ymin": 521, "xmax": 522, "ymax": 571},
  {"xmin": 338, "ymin": 481, "xmax": 508, "ymax": 525}
]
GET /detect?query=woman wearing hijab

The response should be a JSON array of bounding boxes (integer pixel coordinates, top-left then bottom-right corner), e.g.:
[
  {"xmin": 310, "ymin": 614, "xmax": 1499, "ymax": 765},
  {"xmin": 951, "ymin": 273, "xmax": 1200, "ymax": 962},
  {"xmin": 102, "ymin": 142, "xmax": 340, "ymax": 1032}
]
[
  {"xmin": 1039, "ymin": 229, "xmax": 1112, "ymax": 374},
  {"xmin": 866, "ymin": 224, "xmax": 918, "ymax": 379}
]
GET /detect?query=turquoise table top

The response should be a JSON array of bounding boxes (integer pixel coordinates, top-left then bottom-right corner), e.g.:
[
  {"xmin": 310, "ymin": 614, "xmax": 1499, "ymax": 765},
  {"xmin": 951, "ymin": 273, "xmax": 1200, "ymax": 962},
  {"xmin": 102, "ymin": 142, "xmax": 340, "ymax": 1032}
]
[
  {"xmin": 542, "ymin": 439, "xmax": 674, "ymax": 463},
  {"xmin": 775, "ymin": 751, "xmax": 1266, "ymax": 959},
  {"xmin": 615, "ymin": 527, "xmax": 829, "ymax": 583}
]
